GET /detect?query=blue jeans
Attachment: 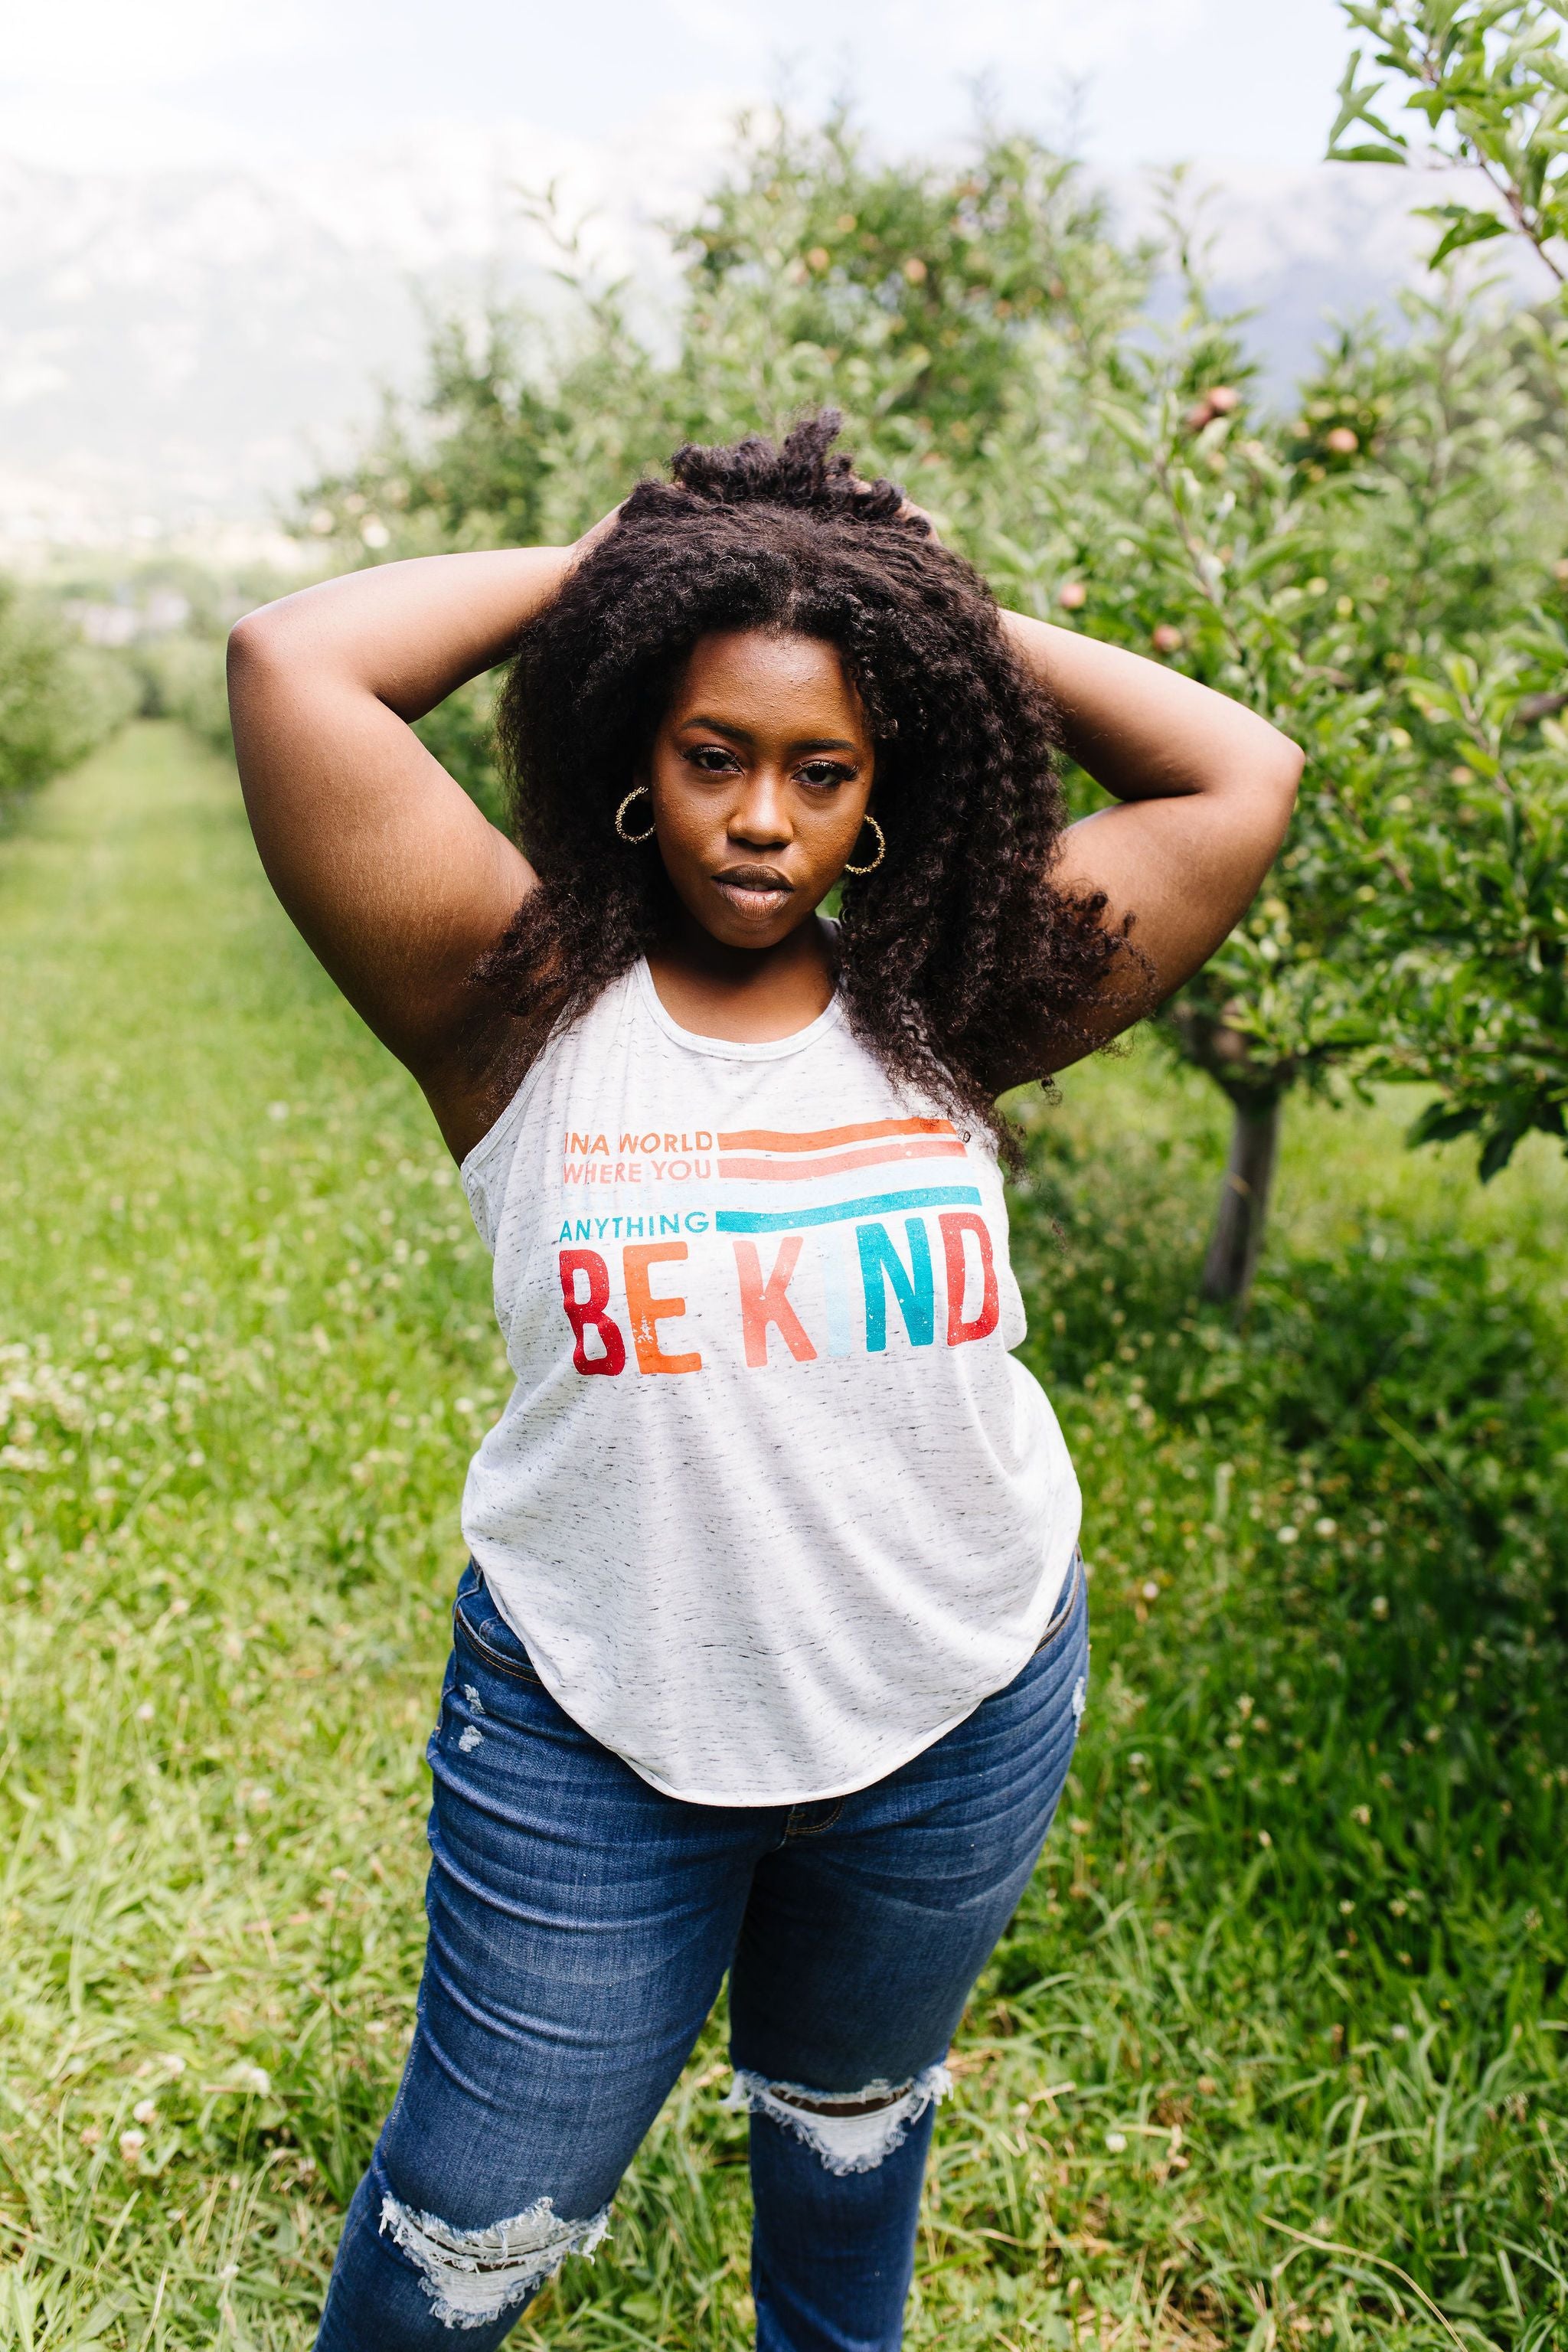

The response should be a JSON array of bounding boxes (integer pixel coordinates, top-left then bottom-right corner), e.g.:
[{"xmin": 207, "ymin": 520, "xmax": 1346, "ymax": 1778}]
[{"xmin": 315, "ymin": 1553, "xmax": 1089, "ymax": 2350}]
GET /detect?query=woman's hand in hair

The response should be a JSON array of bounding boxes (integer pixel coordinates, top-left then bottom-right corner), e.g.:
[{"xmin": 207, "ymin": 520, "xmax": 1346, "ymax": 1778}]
[
  {"xmin": 569, "ymin": 502, "xmax": 625, "ymax": 567},
  {"xmin": 995, "ymin": 613, "xmax": 1303, "ymax": 1082},
  {"xmin": 840, "ymin": 468, "xmax": 939, "ymax": 540}
]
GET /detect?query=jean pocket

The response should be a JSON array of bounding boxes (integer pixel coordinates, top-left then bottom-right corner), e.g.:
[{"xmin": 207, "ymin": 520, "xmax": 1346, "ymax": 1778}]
[
  {"xmin": 1033, "ymin": 1547, "xmax": 1085, "ymax": 1656},
  {"xmin": 452, "ymin": 1567, "xmax": 541, "ymax": 1686}
]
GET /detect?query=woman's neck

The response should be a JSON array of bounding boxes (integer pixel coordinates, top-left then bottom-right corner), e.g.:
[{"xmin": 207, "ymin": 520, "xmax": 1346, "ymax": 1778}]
[{"xmin": 645, "ymin": 910, "xmax": 837, "ymax": 1043}]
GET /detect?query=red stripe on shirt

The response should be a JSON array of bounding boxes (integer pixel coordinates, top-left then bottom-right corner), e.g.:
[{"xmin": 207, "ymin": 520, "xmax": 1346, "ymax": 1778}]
[
  {"xmin": 717, "ymin": 1116, "xmax": 957, "ymax": 1154},
  {"xmin": 718, "ymin": 1138, "xmax": 969, "ymax": 1182}
]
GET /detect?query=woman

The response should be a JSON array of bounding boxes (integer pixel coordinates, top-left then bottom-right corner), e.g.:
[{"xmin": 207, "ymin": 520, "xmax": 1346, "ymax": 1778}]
[{"xmin": 230, "ymin": 416, "xmax": 1300, "ymax": 2349}]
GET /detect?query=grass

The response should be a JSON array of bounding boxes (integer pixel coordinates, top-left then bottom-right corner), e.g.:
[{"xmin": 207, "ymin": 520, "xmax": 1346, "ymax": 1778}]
[{"xmin": 0, "ymin": 720, "xmax": 1563, "ymax": 2350}]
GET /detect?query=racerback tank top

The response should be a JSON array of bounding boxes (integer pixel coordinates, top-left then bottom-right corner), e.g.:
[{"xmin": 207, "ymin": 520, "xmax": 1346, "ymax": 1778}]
[{"xmin": 459, "ymin": 952, "xmax": 1080, "ymax": 1805}]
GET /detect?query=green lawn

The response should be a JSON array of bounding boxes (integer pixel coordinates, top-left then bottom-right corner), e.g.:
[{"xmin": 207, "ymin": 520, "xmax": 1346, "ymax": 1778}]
[{"xmin": 1, "ymin": 724, "xmax": 1563, "ymax": 2350}]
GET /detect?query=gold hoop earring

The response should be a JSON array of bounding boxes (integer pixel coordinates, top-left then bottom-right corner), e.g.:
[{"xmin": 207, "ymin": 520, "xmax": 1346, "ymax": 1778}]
[
  {"xmin": 843, "ymin": 813, "xmax": 885, "ymax": 876},
  {"xmin": 614, "ymin": 786, "xmax": 656, "ymax": 844}
]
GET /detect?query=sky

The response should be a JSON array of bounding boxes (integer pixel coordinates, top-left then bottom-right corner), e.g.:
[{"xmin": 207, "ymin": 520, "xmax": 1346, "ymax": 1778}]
[{"xmin": 1, "ymin": 0, "xmax": 1355, "ymax": 177}]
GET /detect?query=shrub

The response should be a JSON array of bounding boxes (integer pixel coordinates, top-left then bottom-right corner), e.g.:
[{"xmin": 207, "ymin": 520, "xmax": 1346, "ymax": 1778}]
[{"xmin": 0, "ymin": 580, "xmax": 136, "ymax": 812}]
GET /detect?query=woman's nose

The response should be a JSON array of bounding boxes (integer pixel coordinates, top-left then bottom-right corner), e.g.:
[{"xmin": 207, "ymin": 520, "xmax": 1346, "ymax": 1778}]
[{"xmin": 729, "ymin": 773, "xmax": 792, "ymax": 846}]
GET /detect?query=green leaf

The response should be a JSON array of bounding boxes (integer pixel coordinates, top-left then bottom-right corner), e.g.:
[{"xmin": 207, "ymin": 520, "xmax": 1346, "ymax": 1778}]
[
  {"xmin": 1407, "ymin": 1099, "xmax": 1481, "ymax": 1149},
  {"xmin": 1478, "ymin": 1119, "xmax": 1527, "ymax": 1181},
  {"xmin": 1416, "ymin": 205, "xmax": 1511, "ymax": 267},
  {"xmin": 1326, "ymin": 47, "xmax": 1407, "ymax": 160},
  {"xmin": 1328, "ymin": 140, "xmax": 1415, "ymax": 165}
]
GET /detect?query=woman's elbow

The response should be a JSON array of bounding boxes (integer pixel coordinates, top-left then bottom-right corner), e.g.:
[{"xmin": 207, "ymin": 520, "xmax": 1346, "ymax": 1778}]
[
  {"xmin": 1264, "ymin": 731, "xmax": 1305, "ymax": 822},
  {"xmin": 227, "ymin": 604, "xmax": 289, "ymax": 684},
  {"xmin": 226, "ymin": 604, "xmax": 315, "ymax": 740}
]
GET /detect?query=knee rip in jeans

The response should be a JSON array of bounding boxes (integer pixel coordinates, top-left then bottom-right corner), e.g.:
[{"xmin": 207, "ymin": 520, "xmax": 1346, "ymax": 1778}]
[
  {"xmin": 723, "ymin": 2063, "xmax": 952, "ymax": 2175},
  {"xmin": 379, "ymin": 2191, "xmax": 610, "ymax": 2329}
]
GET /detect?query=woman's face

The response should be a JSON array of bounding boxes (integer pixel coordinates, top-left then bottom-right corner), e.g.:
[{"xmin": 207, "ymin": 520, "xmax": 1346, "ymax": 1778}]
[{"xmin": 643, "ymin": 629, "xmax": 877, "ymax": 950}]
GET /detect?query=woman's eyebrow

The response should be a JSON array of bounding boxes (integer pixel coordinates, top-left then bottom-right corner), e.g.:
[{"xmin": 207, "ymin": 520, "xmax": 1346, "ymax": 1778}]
[
  {"xmin": 676, "ymin": 714, "xmax": 752, "ymax": 743},
  {"xmin": 675, "ymin": 716, "xmax": 859, "ymax": 753}
]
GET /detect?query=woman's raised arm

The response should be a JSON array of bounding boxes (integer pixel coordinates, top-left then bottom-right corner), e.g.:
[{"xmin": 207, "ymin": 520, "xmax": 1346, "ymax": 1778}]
[
  {"xmin": 228, "ymin": 549, "xmax": 572, "ymax": 1115},
  {"xmin": 998, "ymin": 612, "xmax": 1303, "ymax": 1080}
]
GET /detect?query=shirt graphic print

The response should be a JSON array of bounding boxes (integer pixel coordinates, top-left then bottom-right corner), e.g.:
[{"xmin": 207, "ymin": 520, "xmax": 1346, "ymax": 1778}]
[
  {"xmin": 555, "ymin": 1112, "xmax": 1003, "ymax": 1380},
  {"xmin": 459, "ymin": 955, "xmax": 1081, "ymax": 1806}
]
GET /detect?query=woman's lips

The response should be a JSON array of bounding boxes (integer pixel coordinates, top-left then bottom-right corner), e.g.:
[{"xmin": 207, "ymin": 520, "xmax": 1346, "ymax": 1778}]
[{"xmin": 711, "ymin": 869, "xmax": 794, "ymax": 919}]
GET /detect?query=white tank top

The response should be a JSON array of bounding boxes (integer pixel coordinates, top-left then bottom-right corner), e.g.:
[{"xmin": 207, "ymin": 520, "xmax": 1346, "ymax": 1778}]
[{"xmin": 459, "ymin": 953, "xmax": 1081, "ymax": 1805}]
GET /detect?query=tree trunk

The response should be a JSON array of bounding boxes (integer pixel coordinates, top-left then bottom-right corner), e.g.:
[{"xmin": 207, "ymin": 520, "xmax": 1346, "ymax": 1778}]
[{"xmin": 1200, "ymin": 1095, "xmax": 1283, "ymax": 1305}]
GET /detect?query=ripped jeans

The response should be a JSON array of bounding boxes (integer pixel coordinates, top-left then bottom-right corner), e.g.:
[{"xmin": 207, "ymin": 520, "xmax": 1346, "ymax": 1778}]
[{"xmin": 314, "ymin": 1552, "xmax": 1089, "ymax": 2350}]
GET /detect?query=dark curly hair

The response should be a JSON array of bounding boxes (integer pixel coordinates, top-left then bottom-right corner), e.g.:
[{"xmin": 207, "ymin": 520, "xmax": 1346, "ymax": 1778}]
[{"xmin": 481, "ymin": 413, "xmax": 1125, "ymax": 1158}]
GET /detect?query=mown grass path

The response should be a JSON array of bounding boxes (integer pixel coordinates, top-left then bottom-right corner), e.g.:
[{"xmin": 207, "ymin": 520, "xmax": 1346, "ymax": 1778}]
[{"xmin": 1, "ymin": 726, "xmax": 1564, "ymax": 2349}]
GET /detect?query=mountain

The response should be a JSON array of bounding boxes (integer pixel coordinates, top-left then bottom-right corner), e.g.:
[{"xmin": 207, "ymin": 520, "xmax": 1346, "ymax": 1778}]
[
  {"xmin": 0, "ymin": 134, "xmax": 1515, "ymax": 554},
  {"xmin": 1129, "ymin": 159, "xmax": 1532, "ymax": 387},
  {"xmin": 0, "ymin": 112, "xmax": 724, "ymax": 554}
]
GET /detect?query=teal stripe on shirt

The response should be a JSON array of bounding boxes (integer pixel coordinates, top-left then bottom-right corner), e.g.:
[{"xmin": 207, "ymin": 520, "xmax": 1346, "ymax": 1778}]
[{"xmin": 714, "ymin": 1185, "xmax": 983, "ymax": 1235}]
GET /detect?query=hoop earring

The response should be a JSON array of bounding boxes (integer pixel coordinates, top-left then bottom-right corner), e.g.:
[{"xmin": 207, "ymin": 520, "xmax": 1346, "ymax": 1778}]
[
  {"xmin": 843, "ymin": 813, "xmax": 886, "ymax": 876},
  {"xmin": 614, "ymin": 785, "xmax": 656, "ymax": 844}
]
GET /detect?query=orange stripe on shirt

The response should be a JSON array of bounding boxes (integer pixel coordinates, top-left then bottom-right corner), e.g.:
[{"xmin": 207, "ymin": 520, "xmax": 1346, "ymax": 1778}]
[
  {"xmin": 717, "ymin": 1116, "xmax": 957, "ymax": 1154},
  {"xmin": 718, "ymin": 1138, "xmax": 969, "ymax": 1182}
]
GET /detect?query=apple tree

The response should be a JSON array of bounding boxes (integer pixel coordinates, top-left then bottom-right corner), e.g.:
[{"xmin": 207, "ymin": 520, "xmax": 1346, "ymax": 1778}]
[{"xmin": 1326, "ymin": 0, "xmax": 1568, "ymax": 1181}]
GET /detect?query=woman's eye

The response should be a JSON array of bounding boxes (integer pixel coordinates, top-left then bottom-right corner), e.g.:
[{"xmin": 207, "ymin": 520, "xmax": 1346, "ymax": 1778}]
[
  {"xmin": 688, "ymin": 746, "xmax": 739, "ymax": 773},
  {"xmin": 799, "ymin": 762, "xmax": 851, "ymax": 789}
]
